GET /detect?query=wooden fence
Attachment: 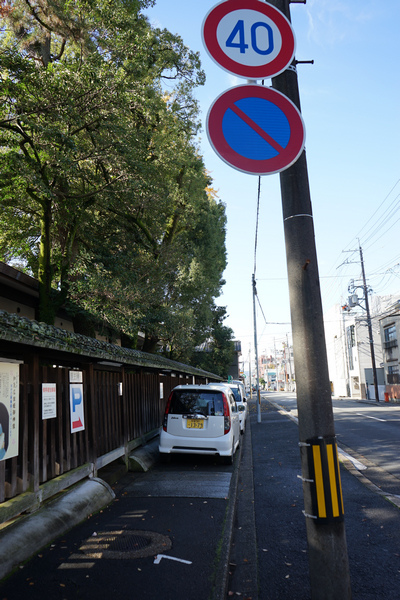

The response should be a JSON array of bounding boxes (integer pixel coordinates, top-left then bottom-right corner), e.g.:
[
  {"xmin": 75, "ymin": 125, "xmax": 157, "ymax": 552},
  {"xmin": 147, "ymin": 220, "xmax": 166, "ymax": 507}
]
[{"xmin": 0, "ymin": 347, "xmax": 214, "ymax": 523}]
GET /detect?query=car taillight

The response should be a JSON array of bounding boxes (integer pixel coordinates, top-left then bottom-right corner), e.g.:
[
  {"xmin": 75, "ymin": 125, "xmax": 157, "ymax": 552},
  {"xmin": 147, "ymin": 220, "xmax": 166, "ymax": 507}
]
[
  {"xmin": 222, "ymin": 393, "xmax": 231, "ymax": 434},
  {"xmin": 163, "ymin": 391, "xmax": 173, "ymax": 431}
]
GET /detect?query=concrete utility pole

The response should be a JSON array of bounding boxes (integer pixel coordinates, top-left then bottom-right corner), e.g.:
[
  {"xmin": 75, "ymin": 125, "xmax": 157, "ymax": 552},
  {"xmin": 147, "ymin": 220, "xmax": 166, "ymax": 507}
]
[
  {"xmin": 286, "ymin": 332, "xmax": 293, "ymax": 391},
  {"xmin": 248, "ymin": 344, "xmax": 252, "ymax": 399},
  {"xmin": 267, "ymin": 1, "xmax": 352, "ymax": 598},
  {"xmin": 359, "ymin": 243, "xmax": 380, "ymax": 402}
]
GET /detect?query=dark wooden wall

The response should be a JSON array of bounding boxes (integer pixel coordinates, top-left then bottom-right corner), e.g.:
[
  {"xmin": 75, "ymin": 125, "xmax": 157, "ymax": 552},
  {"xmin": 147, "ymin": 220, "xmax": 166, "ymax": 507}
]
[{"xmin": 0, "ymin": 353, "xmax": 208, "ymax": 503}]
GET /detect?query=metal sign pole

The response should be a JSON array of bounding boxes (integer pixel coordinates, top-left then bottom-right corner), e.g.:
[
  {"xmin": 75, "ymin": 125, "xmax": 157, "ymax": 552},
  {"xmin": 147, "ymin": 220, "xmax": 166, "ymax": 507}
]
[{"xmin": 253, "ymin": 274, "xmax": 262, "ymax": 422}]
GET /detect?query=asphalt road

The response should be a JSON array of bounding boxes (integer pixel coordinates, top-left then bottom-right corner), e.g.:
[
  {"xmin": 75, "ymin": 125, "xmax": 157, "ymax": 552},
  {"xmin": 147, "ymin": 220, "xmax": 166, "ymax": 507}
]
[
  {"xmin": 244, "ymin": 392, "xmax": 400, "ymax": 600},
  {"xmin": 1, "ymin": 392, "xmax": 400, "ymax": 599},
  {"xmin": 269, "ymin": 392, "xmax": 400, "ymax": 487}
]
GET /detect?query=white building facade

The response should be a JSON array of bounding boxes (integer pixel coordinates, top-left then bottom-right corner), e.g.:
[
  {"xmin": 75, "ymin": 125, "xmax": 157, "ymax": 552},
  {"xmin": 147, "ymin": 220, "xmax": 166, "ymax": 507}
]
[{"xmin": 323, "ymin": 295, "xmax": 400, "ymax": 399}]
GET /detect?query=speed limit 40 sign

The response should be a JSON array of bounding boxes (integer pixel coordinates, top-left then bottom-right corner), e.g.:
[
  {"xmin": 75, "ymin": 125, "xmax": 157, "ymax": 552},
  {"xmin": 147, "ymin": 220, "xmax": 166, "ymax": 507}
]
[{"xmin": 202, "ymin": 0, "xmax": 296, "ymax": 79}]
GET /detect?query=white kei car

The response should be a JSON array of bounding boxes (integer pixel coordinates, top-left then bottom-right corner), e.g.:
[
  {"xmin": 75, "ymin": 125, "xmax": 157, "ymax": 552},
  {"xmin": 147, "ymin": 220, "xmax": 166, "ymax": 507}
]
[
  {"xmin": 159, "ymin": 384, "xmax": 240, "ymax": 464},
  {"xmin": 213, "ymin": 382, "xmax": 248, "ymax": 434}
]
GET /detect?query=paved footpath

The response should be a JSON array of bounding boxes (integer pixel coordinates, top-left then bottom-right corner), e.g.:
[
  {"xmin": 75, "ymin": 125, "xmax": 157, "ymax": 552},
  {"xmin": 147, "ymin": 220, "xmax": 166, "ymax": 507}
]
[{"xmin": 228, "ymin": 394, "xmax": 400, "ymax": 600}]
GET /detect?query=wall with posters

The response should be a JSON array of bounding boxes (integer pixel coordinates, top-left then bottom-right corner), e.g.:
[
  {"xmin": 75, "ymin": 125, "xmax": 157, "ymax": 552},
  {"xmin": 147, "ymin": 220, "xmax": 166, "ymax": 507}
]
[
  {"xmin": 0, "ymin": 310, "xmax": 221, "ymax": 523},
  {"xmin": 0, "ymin": 363, "xmax": 19, "ymax": 461}
]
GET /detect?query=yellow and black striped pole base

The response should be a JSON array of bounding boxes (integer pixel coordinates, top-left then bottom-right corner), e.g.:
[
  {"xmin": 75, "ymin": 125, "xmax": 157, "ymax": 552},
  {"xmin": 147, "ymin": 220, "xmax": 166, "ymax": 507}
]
[{"xmin": 301, "ymin": 436, "xmax": 344, "ymax": 522}]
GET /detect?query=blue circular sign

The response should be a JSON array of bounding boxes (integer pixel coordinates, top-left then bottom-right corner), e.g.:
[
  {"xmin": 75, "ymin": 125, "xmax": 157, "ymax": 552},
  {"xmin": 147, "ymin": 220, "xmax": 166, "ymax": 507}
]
[{"xmin": 206, "ymin": 85, "xmax": 305, "ymax": 175}]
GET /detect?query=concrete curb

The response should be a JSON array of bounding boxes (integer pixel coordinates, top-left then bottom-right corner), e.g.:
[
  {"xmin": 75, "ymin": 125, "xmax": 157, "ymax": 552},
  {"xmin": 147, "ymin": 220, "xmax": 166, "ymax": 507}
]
[
  {"xmin": 128, "ymin": 437, "xmax": 160, "ymax": 472},
  {"xmin": 212, "ymin": 437, "xmax": 242, "ymax": 600},
  {"xmin": 0, "ymin": 477, "xmax": 115, "ymax": 581},
  {"xmin": 226, "ymin": 421, "xmax": 258, "ymax": 599},
  {"xmin": 333, "ymin": 395, "xmax": 400, "ymax": 405}
]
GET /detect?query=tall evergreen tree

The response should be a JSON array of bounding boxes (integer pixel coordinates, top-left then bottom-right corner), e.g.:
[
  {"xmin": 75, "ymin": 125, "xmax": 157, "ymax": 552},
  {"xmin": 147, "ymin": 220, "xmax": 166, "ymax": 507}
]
[{"xmin": 0, "ymin": 0, "xmax": 229, "ymax": 363}]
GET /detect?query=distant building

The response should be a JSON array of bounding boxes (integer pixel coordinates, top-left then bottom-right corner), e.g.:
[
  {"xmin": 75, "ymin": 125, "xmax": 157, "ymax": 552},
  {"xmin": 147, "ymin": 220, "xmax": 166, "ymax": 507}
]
[
  {"xmin": 379, "ymin": 300, "xmax": 400, "ymax": 399},
  {"xmin": 0, "ymin": 262, "xmax": 74, "ymax": 332},
  {"xmin": 257, "ymin": 348, "xmax": 294, "ymax": 391},
  {"xmin": 324, "ymin": 294, "xmax": 400, "ymax": 400}
]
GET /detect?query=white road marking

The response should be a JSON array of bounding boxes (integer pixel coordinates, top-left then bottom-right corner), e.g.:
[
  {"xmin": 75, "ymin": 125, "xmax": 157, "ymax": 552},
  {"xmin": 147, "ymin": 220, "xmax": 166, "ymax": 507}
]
[
  {"xmin": 356, "ymin": 413, "xmax": 386, "ymax": 422},
  {"xmin": 154, "ymin": 554, "xmax": 192, "ymax": 565}
]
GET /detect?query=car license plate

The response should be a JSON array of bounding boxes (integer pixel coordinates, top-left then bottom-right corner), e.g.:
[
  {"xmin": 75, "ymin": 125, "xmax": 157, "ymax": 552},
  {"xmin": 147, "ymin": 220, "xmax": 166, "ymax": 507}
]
[{"xmin": 187, "ymin": 419, "xmax": 204, "ymax": 429}]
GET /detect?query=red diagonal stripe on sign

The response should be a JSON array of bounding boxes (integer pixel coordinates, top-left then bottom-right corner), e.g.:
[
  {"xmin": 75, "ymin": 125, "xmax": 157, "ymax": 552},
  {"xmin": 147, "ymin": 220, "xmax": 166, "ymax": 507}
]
[{"xmin": 229, "ymin": 103, "xmax": 285, "ymax": 154}]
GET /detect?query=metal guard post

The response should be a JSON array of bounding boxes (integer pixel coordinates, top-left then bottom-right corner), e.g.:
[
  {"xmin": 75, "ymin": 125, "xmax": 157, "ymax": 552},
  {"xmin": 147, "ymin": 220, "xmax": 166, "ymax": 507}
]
[{"xmin": 301, "ymin": 436, "xmax": 345, "ymax": 523}]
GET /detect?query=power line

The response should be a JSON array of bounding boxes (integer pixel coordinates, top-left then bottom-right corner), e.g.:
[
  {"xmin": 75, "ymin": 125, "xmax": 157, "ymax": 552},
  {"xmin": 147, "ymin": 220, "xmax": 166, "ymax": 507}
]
[
  {"xmin": 255, "ymin": 288, "xmax": 291, "ymax": 325},
  {"xmin": 345, "ymin": 178, "xmax": 400, "ymax": 251},
  {"xmin": 320, "ymin": 178, "xmax": 400, "ymax": 306},
  {"xmin": 364, "ymin": 209, "xmax": 400, "ymax": 252},
  {"xmin": 253, "ymin": 176, "xmax": 261, "ymax": 276},
  {"xmin": 257, "ymin": 275, "xmax": 352, "ymax": 281}
]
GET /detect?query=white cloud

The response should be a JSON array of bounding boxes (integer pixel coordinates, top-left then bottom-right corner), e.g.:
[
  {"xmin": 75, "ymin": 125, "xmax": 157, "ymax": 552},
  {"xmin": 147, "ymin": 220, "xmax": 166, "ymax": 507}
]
[{"xmin": 305, "ymin": 0, "xmax": 379, "ymax": 46}]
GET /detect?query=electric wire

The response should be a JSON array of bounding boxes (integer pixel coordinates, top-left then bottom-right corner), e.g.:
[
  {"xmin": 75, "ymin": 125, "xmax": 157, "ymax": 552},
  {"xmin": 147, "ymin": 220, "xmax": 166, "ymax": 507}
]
[
  {"xmin": 320, "ymin": 178, "xmax": 400, "ymax": 310},
  {"xmin": 255, "ymin": 289, "xmax": 291, "ymax": 326},
  {"xmin": 343, "ymin": 178, "xmax": 400, "ymax": 252},
  {"xmin": 253, "ymin": 176, "xmax": 261, "ymax": 276}
]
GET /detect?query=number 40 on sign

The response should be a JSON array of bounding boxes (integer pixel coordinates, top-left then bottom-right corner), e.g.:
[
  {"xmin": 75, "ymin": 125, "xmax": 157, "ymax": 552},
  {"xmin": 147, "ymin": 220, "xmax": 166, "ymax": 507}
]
[{"xmin": 202, "ymin": 0, "xmax": 296, "ymax": 80}]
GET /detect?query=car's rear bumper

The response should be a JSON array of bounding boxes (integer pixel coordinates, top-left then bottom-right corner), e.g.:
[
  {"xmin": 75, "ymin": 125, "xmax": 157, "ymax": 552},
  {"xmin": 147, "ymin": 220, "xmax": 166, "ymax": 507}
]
[{"xmin": 159, "ymin": 431, "xmax": 233, "ymax": 456}]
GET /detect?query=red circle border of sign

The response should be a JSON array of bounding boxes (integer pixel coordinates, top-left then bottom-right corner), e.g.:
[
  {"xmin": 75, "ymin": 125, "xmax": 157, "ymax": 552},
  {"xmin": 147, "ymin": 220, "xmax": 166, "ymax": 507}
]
[
  {"xmin": 206, "ymin": 85, "xmax": 306, "ymax": 176},
  {"xmin": 202, "ymin": 0, "xmax": 296, "ymax": 79}
]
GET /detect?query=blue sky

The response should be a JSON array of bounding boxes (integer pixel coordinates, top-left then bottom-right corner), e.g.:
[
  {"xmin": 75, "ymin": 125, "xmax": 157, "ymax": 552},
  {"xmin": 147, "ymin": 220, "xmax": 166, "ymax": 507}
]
[{"xmin": 145, "ymin": 0, "xmax": 400, "ymax": 365}]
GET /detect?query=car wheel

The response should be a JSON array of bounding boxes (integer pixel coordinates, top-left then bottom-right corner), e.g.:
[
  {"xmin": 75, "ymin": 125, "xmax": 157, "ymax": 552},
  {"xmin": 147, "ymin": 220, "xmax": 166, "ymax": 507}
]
[
  {"xmin": 159, "ymin": 453, "xmax": 171, "ymax": 464},
  {"xmin": 223, "ymin": 442, "xmax": 234, "ymax": 465},
  {"xmin": 223, "ymin": 453, "xmax": 233, "ymax": 465}
]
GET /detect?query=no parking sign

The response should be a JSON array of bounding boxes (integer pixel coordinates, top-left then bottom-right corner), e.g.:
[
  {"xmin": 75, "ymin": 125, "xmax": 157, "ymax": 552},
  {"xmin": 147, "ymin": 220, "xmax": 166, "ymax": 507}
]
[{"xmin": 206, "ymin": 85, "xmax": 305, "ymax": 175}]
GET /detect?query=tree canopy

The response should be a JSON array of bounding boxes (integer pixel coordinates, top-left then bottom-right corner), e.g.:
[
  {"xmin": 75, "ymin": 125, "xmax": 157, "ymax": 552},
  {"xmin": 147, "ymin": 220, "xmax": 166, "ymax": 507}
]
[{"xmin": 0, "ymin": 0, "xmax": 235, "ymax": 372}]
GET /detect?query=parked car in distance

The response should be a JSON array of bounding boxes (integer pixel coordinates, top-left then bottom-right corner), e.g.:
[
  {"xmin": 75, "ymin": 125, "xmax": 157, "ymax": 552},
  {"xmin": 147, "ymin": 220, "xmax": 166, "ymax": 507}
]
[
  {"xmin": 159, "ymin": 384, "xmax": 240, "ymax": 464},
  {"xmin": 213, "ymin": 382, "xmax": 248, "ymax": 434},
  {"xmin": 231, "ymin": 379, "xmax": 247, "ymax": 400}
]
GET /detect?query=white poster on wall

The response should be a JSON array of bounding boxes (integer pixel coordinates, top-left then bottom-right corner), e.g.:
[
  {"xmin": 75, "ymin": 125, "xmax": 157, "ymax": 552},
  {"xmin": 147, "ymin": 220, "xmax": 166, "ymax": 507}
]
[
  {"xmin": 69, "ymin": 371, "xmax": 83, "ymax": 383},
  {"xmin": 42, "ymin": 383, "xmax": 57, "ymax": 419},
  {"xmin": 69, "ymin": 383, "xmax": 85, "ymax": 433},
  {"xmin": 0, "ymin": 363, "xmax": 19, "ymax": 461}
]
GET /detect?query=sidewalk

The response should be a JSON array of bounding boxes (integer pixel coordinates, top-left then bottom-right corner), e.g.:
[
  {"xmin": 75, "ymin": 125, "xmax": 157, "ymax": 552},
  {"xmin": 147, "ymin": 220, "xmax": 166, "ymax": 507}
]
[{"xmin": 228, "ymin": 396, "xmax": 400, "ymax": 599}]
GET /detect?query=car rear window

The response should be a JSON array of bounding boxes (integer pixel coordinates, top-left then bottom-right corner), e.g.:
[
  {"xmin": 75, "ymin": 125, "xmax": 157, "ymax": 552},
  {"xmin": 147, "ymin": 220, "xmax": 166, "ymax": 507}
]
[
  {"xmin": 169, "ymin": 390, "xmax": 224, "ymax": 416},
  {"xmin": 230, "ymin": 388, "xmax": 241, "ymax": 402}
]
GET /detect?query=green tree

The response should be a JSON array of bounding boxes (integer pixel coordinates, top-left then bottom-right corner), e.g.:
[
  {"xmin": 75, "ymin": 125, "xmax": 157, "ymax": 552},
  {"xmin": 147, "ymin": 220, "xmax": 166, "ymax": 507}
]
[
  {"xmin": 190, "ymin": 306, "xmax": 235, "ymax": 379},
  {"xmin": 68, "ymin": 148, "xmax": 227, "ymax": 354},
  {"xmin": 0, "ymin": 0, "xmax": 230, "ymax": 365},
  {"xmin": 0, "ymin": 0, "xmax": 205, "ymax": 324}
]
